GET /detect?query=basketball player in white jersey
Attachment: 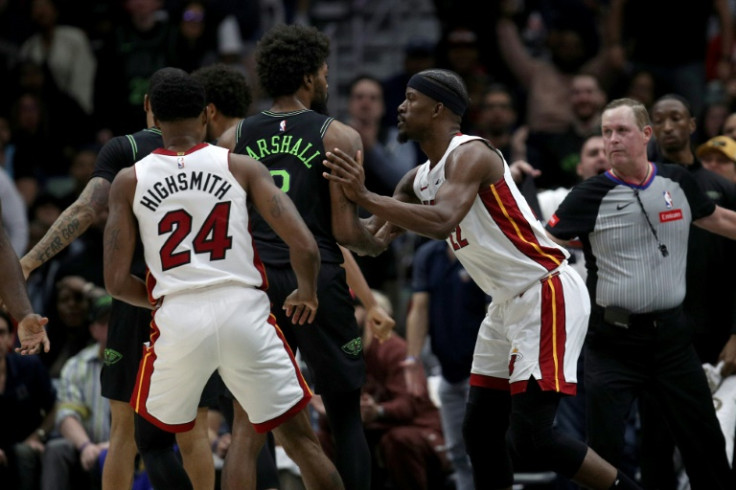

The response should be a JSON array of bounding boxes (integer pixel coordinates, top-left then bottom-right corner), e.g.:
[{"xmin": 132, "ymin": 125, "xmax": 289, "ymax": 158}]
[
  {"xmin": 323, "ymin": 69, "xmax": 641, "ymax": 490},
  {"xmin": 104, "ymin": 71, "xmax": 343, "ymax": 490}
]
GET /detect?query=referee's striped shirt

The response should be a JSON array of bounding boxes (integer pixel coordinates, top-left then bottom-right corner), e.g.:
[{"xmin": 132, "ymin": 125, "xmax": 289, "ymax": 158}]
[{"xmin": 547, "ymin": 162, "xmax": 714, "ymax": 314}]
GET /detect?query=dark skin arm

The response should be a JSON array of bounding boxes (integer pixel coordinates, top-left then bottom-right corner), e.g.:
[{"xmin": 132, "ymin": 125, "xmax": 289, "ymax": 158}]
[
  {"xmin": 323, "ymin": 120, "xmax": 393, "ymax": 256},
  {"xmin": 323, "ymin": 140, "xmax": 504, "ymax": 239},
  {"xmin": 218, "ymin": 117, "xmax": 391, "ymax": 257},
  {"xmin": 103, "ymin": 168, "xmax": 151, "ymax": 309},
  {"xmin": 0, "ymin": 203, "xmax": 49, "ymax": 354},
  {"xmin": 21, "ymin": 177, "xmax": 110, "ymax": 278},
  {"xmin": 230, "ymin": 154, "xmax": 321, "ymax": 324}
]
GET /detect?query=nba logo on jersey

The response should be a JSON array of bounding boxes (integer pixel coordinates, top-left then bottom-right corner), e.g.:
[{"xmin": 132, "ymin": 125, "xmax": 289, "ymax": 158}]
[
  {"xmin": 663, "ymin": 191, "xmax": 673, "ymax": 209},
  {"xmin": 279, "ymin": 120, "xmax": 287, "ymax": 132},
  {"xmin": 177, "ymin": 157, "xmax": 185, "ymax": 169}
]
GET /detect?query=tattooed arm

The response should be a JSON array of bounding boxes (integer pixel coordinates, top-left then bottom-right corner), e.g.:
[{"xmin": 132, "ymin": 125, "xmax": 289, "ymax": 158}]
[
  {"xmin": 103, "ymin": 169, "xmax": 150, "ymax": 309},
  {"xmin": 21, "ymin": 177, "xmax": 111, "ymax": 278}
]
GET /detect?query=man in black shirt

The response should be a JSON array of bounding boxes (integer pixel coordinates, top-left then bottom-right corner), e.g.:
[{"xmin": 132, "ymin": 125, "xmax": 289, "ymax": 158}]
[
  {"xmin": 218, "ymin": 24, "xmax": 386, "ymax": 490},
  {"xmin": 651, "ymin": 94, "xmax": 736, "ymax": 370},
  {"xmin": 644, "ymin": 94, "xmax": 736, "ymax": 484}
]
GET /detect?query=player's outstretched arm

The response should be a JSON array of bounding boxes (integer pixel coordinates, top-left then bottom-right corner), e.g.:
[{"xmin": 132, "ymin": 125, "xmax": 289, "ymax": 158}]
[
  {"xmin": 21, "ymin": 177, "xmax": 111, "ymax": 278},
  {"xmin": 103, "ymin": 168, "xmax": 151, "ymax": 310},
  {"xmin": 231, "ymin": 154, "xmax": 320, "ymax": 324},
  {"xmin": 324, "ymin": 121, "xmax": 395, "ymax": 256},
  {"xmin": 324, "ymin": 141, "xmax": 500, "ymax": 240}
]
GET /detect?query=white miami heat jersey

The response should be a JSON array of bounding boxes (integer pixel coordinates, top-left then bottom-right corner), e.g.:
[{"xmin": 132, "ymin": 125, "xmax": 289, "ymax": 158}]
[
  {"xmin": 413, "ymin": 134, "xmax": 569, "ymax": 302},
  {"xmin": 133, "ymin": 143, "xmax": 266, "ymax": 300}
]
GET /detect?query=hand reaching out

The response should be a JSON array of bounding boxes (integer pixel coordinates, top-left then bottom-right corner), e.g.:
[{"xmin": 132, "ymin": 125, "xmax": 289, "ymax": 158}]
[
  {"xmin": 15, "ymin": 313, "xmax": 50, "ymax": 355},
  {"xmin": 365, "ymin": 304, "xmax": 395, "ymax": 342},
  {"xmin": 322, "ymin": 149, "xmax": 369, "ymax": 203}
]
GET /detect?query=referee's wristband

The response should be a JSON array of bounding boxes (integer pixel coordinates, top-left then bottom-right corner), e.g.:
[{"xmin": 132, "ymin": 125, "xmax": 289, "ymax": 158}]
[{"xmin": 403, "ymin": 356, "xmax": 418, "ymax": 365}]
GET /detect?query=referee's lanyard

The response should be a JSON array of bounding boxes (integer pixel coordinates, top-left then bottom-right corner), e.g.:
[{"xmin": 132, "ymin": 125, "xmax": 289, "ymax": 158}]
[{"xmin": 610, "ymin": 163, "xmax": 669, "ymax": 258}]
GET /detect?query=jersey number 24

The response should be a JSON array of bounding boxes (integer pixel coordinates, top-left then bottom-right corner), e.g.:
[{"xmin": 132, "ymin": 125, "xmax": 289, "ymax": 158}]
[{"xmin": 158, "ymin": 201, "xmax": 233, "ymax": 270}]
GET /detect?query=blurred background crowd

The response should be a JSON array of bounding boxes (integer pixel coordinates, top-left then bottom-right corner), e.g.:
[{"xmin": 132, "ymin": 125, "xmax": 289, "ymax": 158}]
[{"xmin": 3, "ymin": 0, "xmax": 736, "ymax": 489}]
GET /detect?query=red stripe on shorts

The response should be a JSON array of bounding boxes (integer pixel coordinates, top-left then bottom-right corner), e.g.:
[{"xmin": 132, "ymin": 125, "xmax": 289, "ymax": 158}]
[
  {"xmin": 129, "ymin": 316, "xmax": 196, "ymax": 433},
  {"xmin": 537, "ymin": 274, "xmax": 576, "ymax": 395},
  {"xmin": 250, "ymin": 314, "xmax": 313, "ymax": 433}
]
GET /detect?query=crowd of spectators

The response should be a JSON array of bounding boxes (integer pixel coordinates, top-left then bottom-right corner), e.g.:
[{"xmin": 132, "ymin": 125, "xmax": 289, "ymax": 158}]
[{"xmin": 3, "ymin": 0, "xmax": 736, "ymax": 489}]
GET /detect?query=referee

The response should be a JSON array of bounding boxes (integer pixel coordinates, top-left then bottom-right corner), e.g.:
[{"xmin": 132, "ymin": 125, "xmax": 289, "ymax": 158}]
[{"xmin": 546, "ymin": 98, "xmax": 736, "ymax": 489}]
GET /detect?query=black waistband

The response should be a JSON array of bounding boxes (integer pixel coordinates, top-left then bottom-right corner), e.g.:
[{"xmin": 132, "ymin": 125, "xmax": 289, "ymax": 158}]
[
  {"xmin": 593, "ymin": 303, "xmax": 682, "ymax": 328},
  {"xmin": 628, "ymin": 306, "xmax": 682, "ymax": 322}
]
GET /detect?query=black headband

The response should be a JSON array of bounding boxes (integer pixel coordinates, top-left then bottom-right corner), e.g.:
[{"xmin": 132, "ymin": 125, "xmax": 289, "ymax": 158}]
[{"xmin": 407, "ymin": 73, "xmax": 467, "ymax": 116}]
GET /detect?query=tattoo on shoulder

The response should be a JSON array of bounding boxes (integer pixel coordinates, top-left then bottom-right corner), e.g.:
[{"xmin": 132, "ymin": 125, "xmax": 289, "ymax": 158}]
[{"xmin": 89, "ymin": 178, "xmax": 112, "ymax": 209}]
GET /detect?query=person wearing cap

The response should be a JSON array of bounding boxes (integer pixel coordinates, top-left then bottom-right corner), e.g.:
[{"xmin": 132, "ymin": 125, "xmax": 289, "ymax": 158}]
[
  {"xmin": 698, "ymin": 135, "xmax": 736, "ymax": 182},
  {"xmin": 639, "ymin": 94, "xmax": 736, "ymax": 486},
  {"xmin": 547, "ymin": 97, "xmax": 736, "ymax": 489},
  {"xmin": 651, "ymin": 95, "xmax": 736, "ymax": 372},
  {"xmin": 40, "ymin": 292, "xmax": 111, "ymax": 490},
  {"xmin": 325, "ymin": 68, "xmax": 642, "ymax": 489}
]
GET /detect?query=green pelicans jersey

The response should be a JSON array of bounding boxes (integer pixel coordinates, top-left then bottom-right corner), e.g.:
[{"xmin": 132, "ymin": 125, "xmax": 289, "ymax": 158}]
[{"xmin": 233, "ymin": 109, "xmax": 343, "ymax": 265}]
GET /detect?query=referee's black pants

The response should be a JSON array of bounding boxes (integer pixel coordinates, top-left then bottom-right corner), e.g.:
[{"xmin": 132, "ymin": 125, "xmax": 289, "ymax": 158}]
[{"xmin": 584, "ymin": 305, "xmax": 734, "ymax": 489}]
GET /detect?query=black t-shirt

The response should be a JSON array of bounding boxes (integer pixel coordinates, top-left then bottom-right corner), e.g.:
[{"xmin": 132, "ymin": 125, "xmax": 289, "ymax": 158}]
[
  {"xmin": 663, "ymin": 158, "xmax": 736, "ymax": 361},
  {"xmin": 92, "ymin": 127, "xmax": 163, "ymax": 183},
  {"xmin": 0, "ymin": 354, "xmax": 56, "ymax": 450},
  {"xmin": 92, "ymin": 128, "xmax": 162, "ymax": 280},
  {"xmin": 233, "ymin": 110, "xmax": 343, "ymax": 265}
]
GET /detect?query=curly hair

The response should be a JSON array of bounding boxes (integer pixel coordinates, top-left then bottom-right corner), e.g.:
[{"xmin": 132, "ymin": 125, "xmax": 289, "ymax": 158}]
[
  {"xmin": 150, "ymin": 72, "xmax": 206, "ymax": 122},
  {"xmin": 255, "ymin": 24, "xmax": 330, "ymax": 99},
  {"xmin": 191, "ymin": 64, "xmax": 252, "ymax": 118}
]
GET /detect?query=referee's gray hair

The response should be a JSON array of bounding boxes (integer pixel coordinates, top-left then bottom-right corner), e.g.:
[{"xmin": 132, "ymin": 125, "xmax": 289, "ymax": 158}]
[{"xmin": 604, "ymin": 98, "xmax": 651, "ymax": 130}]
